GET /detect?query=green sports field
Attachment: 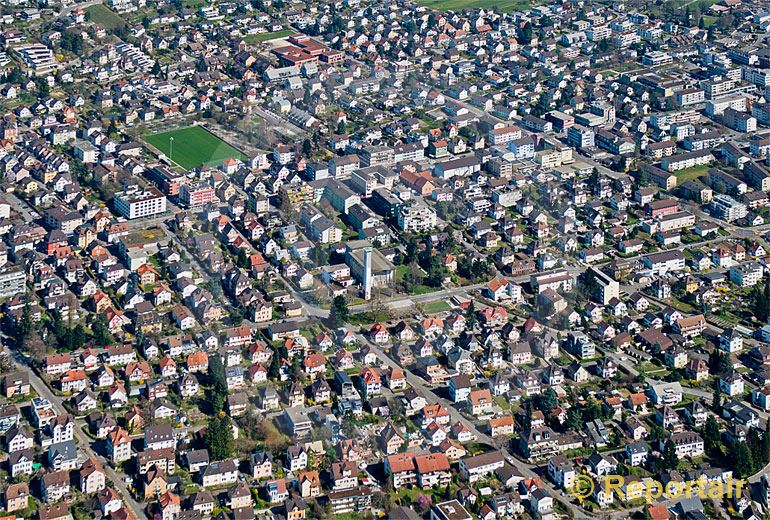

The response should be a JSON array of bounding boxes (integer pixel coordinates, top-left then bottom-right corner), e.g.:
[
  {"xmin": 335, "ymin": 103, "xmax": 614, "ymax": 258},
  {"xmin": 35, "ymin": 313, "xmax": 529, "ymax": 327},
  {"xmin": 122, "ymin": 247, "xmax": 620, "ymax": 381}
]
[
  {"xmin": 242, "ymin": 29, "xmax": 295, "ymax": 43},
  {"xmin": 416, "ymin": 0, "xmax": 532, "ymax": 12},
  {"xmin": 144, "ymin": 126, "xmax": 247, "ymax": 170}
]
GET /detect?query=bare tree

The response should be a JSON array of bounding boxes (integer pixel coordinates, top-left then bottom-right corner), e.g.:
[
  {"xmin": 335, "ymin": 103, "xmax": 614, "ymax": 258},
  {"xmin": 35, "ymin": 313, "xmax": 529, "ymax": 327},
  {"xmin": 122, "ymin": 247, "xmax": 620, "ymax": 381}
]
[
  {"xmin": 27, "ymin": 332, "xmax": 50, "ymax": 360},
  {"xmin": 368, "ymin": 290, "xmax": 392, "ymax": 323}
]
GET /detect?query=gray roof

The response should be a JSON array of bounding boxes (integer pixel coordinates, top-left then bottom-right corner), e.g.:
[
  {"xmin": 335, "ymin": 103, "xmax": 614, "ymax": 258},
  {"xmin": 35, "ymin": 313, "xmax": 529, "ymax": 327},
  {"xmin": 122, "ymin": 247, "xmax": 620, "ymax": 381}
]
[{"xmin": 48, "ymin": 440, "xmax": 77, "ymax": 461}]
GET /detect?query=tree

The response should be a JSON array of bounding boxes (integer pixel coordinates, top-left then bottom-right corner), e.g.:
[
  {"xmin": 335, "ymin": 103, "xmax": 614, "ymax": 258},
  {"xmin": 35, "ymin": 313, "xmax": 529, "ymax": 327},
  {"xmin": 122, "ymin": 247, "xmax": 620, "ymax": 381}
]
[
  {"xmin": 414, "ymin": 493, "xmax": 432, "ymax": 512},
  {"xmin": 441, "ymin": 227, "xmax": 456, "ymax": 252},
  {"xmin": 649, "ymin": 423, "xmax": 665, "ymax": 442},
  {"xmin": 704, "ymin": 416, "xmax": 721, "ymax": 454},
  {"xmin": 205, "ymin": 412, "xmax": 234, "ymax": 460},
  {"xmin": 733, "ymin": 441, "xmax": 754, "ymax": 478},
  {"xmin": 465, "ymin": 301, "xmax": 477, "ymax": 332},
  {"xmin": 588, "ymin": 167, "xmax": 600, "ymax": 188},
  {"xmin": 583, "ymin": 397, "xmax": 602, "ymax": 421},
  {"xmin": 635, "ymin": 168, "xmax": 649, "ymax": 188},
  {"xmin": 14, "ymin": 303, "xmax": 32, "ymax": 349},
  {"xmin": 367, "ymin": 293, "xmax": 392, "ymax": 325},
  {"xmin": 330, "ymin": 295, "xmax": 350, "ymax": 328},
  {"xmin": 517, "ymin": 22, "xmax": 533, "ymax": 44},
  {"xmin": 237, "ymin": 248, "xmax": 248, "ymax": 268},
  {"xmin": 404, "ymin": 236, "xmax": 419, "ymax": 265},
  {"xmin": 748, "ymin": 428, "xmax": 763, "ymax": 471},
  {"xmin": 708, "ymin": 349, "xmax": 722, "ymax": 372},
  {"xmin": 61, "ymin": 31, "xmax": 84, "ymax": 54},
  {"xmin": 424, "ymin": 256, "xmax": 445, "ymax": 288},
  {"xmin": 565, "ymin": 407, "xmax": 582, "ymax": 432},
  {"xmin": 718, "ymin": 354, "xmax": 732, "ymax": 375},
  {"xmin": 26, "ymin": 333, "xmax": 49, "ymax": 360},
  {"xmin": 267, "ymin": 353, "xmax": 279, "ymax": 382},
  {"xmin": 661, "ymin": 439, "xmax": 678, "ymax": 470},
  {"xmin": 70, "ymin": 323, "xmax": 88, "ymax": 350},
  {"xmin": 35, "ymin": 77, "xmax": 50, "ymax": 97},
  {"xmin": 208, "ymin": 355, "xmax": 228, "ymax": 412},
  {"xmin": 7, "ymin": 68, "xmax": 24, "ymax": 84},
  {"xmin": 402, "ymin": 263, "xmax": 423, "ymax": 293},
  {"xmin": 470, "ymin": 259, "xmax": 493, "ymax": 281},
  {"xmin": 754, "ymin": 277, "xmax": 770, "ymax": 324},
  {"xmin": 313, "ymin": 245, "xmax": 329, "ymax": 266},
  {"xmin": 762, "ymin": 418, "xmax": 770, "ymax": 466},
  {"xmin": 712, "ymin": 380, "xmax": 722, "ymax": 412},
  {"xmin": 92, "ymin": 314, "xmax": 113, "ymax": 346},
  {"xmin": 535, "ymin": 388, "xmax": 558, "ymax": 414},
  {"xmin": 302, "ymin": 139, "xmax": 313, "ymax": 157}
]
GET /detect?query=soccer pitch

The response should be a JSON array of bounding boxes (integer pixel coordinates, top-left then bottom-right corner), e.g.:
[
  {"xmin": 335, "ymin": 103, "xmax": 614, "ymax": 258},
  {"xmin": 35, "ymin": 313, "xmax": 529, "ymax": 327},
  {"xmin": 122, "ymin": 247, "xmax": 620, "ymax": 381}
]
[
  {"xmin": 415, "ymin": 0, "xmax": 532, "ymax": 12},
  {"xmin": 145, "ymin": 126, "xmax": 247, "ymax": 170}
]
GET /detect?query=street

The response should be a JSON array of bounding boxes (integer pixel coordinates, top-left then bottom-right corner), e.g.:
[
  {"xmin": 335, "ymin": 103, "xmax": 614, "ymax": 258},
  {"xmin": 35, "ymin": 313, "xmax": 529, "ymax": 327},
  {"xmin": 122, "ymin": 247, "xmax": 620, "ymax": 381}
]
[{"xmin": 1, "ymin": 342, "xmax": 148, "ymax": 519}]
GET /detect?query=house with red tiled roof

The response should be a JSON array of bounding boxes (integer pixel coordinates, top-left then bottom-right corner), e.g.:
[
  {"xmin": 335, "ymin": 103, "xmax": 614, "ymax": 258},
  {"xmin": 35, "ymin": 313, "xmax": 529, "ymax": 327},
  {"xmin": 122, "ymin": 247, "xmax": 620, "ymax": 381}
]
[
  {"xmin": 384, "ymin": 453, "xmax": 416, "ymax": 489},
  {"xmin": 646, "ymin": 503, "xmax": 670, "ymax": 520},
  {"xmin": 369, "ymin": 323, "xmax": 389, "ymax": 344},
  {"xmin": 61, "ymin": 369, "xmax": 88, "ymax": 393},
  {"xmin": 333, "ymin": 349, "xmax": 354, "ymax": 370},
  {"xmin": 482, "ymin": 306, "xmax": 508, "ymax": 327},
  {"xmin": 303, "ymin": 353, "xmax": 326, "ymax": 380},
  {"xmin": 485, "ymin": 277, "xmax": 510, "ymax": 301},
  {"xmin": 626, "ymin": 393, "xmax": 648, "ymax": 413},
  {"xmin": 469, "ymin": 389, "xmax": 494, "ymax": 417},
  {"xmin": 136, "ymin": 263, "xmax": 159, "ymax": 285},
  {"xmin": 45, "ymin": 353, "xmax": 72, "ymax": 375},
  {"xmin": 359, "ymin": 367, "xmax": 382, "ymax": 398},
  {"xmin": 414, "ymin": 453, "xmax": 450, "ymax": 488},
  {"xmin": 107, "ymin": 427, "xmax": 131, "ymax": 463},
  {"xmin": 421, "ymin": 317, "xmax": 444, "ymax": 338},
  {"xmin": 158, "ymin": 356, "xmax": 177, "ymax": 378},
  {"xmin": 421, "ymin": 404, "xmax": 450, "ymax": 426},
  {"xmin": 187, "ymin": 351, "xmax": 209, "ymax": 373},
  {"xmin": 489, "ymin": 415, "xmax": 515, "ymax": 438},
  {"xmin": 387, "ymin": 368, "xmax": 407, "ymax": 391},
  {"xmin": 79, "ymin": 458, "xmax": 106, "ymax": 494},
  {"xmin": 124, "ymin": 361, "xmax": 151, "ymax": 383}
]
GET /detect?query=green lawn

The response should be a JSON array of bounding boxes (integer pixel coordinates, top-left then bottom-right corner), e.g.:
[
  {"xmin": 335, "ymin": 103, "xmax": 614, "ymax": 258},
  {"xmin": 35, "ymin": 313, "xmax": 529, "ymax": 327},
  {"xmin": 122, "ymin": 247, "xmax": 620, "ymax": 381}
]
[
  {"xmin": 243, "ymin": 29, "xmax": 295, "ymax": 43},
  {"xmin": 144, "ymin": 126, "xmax": 246, "ymax": 170},
  {"xmin": 601, "ymin": 62, "xmax": 641, "ymax": 74},
  {"xmin": 86, "ymin": 4, "xmax": 123, "ymax": 29},
  {"xmin": 674, "ymin": 164, "xmax": 710, "ymax": 184},
  {"xmin": 416, "ymin": 0, "xmax": 533, "ymax": 11},
  {"xmin": 423, "ymin": 301, "xmax": 451, "ymax": 314}
]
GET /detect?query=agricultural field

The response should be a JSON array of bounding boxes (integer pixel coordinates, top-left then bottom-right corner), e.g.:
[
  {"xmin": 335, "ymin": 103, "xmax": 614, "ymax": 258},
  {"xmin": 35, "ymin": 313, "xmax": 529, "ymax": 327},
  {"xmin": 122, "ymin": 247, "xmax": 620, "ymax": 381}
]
[
  {"xmin": 86, "ymin": 4, "xmax": 124, "ymax": 29},
  {"xmin": 144, "ymin": 126, "xmax": 247, "ymax": 170},
  {"xmin": 415, "ymin": 0, "xmax": 533, "ymax": 12}
]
